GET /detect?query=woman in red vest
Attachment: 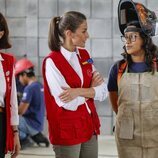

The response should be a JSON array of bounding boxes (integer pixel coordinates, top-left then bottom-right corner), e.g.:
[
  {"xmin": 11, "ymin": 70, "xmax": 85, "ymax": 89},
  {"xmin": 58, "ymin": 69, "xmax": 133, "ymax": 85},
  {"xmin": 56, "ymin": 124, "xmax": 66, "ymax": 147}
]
[
  {"xmin": 0, "ymin": 12, "xmax": 20, "ymax": 158},
  {"xmin": 42, "ymin": 11, "xmax": 107, "ymax": 158}
]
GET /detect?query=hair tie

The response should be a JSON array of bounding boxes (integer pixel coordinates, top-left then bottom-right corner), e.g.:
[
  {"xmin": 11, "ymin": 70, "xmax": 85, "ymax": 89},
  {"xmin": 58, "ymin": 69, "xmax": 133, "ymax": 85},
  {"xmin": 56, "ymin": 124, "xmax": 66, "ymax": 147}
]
[{"xmin": 56, "ymin": 17, "xmax": 61, "ymax": 24}]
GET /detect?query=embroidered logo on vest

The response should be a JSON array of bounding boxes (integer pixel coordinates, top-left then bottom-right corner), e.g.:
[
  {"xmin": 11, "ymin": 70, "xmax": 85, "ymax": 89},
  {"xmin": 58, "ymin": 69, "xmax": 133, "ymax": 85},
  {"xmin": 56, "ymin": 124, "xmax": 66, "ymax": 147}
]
[{"xmin": 82, "ymin": 58, "xmax": 93, "ymax": 65}]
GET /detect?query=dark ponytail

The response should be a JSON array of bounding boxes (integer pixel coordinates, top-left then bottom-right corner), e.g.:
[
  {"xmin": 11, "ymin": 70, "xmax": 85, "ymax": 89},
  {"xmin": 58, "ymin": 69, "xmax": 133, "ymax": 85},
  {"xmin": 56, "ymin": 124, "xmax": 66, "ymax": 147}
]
[{"xmin": 48, "ymin": 16, "xmax": 61, "ymax": 51}]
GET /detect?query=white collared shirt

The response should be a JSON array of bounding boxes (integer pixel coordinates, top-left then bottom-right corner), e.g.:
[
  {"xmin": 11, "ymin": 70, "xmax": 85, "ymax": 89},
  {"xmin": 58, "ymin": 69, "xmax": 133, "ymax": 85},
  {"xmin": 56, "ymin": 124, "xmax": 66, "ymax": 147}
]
[
  {"xmin": 0, "ymin": 54, "xmax": 19, "ymax": 125},
  {"xmin": 45, "ymin": 47, "xmax": 107, "ymax": 112},
  {"xmin": 0, "ymin": 55, "xmax": 6, "ymax": 107}
]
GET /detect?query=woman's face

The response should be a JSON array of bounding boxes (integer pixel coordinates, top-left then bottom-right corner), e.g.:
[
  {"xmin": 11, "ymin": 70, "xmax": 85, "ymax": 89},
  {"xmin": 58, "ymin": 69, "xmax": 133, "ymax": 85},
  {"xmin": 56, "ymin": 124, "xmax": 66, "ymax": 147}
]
[
  {"xmin": 124, "ymin": 31, "xmax": 144, "ymax": 56},
  {"xmin": 70, "ymin": 20, "xmax": 89, "ymax": 48}
]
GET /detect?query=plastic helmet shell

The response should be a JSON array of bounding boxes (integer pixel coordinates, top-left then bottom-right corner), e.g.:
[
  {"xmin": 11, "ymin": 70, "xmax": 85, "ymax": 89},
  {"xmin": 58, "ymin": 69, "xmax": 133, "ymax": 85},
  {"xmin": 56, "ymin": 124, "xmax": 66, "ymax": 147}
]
[
  {"xmin": 118, "ymin": 0, "xmax": 157, "ymax": 36},
  {"xmin": 15, "ymin": 58, "xmax": 34, "ymax": 75}
]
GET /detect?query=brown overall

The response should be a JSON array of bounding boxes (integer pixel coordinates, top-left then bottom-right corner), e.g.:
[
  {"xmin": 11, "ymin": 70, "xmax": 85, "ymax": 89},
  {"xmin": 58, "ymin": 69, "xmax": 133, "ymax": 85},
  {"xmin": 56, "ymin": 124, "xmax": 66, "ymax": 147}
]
[{"xmin": 116, "ymin": 67, "xmax": 158, "ymax": 158}]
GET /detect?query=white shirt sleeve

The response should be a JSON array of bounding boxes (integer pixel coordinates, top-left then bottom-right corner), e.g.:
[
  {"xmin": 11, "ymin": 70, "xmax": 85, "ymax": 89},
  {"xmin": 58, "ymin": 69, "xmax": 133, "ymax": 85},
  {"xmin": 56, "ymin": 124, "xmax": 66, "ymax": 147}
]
[
  {"xmin": 92, "ymin": 65, "xmax": 108, "ymax": 101},
  {"xmin": 45, "ymin": 58, "xmax": 85, "ymax": 111},
  {"xmin": 10, "ymin": 68, "xmax": 19, "ymax": 125},
  {"xmin": 93, "ymin": 81, "xmax": 108, "ymax": 101}
]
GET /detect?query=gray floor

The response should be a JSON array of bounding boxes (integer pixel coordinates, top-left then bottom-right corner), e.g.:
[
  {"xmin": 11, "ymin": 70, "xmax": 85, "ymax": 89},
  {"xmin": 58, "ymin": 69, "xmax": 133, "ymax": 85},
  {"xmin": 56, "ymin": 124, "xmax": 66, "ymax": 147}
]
[{"xmin": 6, "ymin": 136, "xmax": 118, "ymax": 158}]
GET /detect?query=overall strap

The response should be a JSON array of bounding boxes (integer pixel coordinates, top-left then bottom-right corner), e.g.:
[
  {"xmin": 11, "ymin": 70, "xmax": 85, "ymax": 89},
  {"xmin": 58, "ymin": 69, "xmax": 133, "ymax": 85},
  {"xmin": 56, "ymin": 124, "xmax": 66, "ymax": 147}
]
[
  {"xmin": 152, "ymin": 57, "xmax": 158, "ymax": 72},
  {"xmin": 117, "ymin": 60, "xmax": 127, "ymax": 85}
]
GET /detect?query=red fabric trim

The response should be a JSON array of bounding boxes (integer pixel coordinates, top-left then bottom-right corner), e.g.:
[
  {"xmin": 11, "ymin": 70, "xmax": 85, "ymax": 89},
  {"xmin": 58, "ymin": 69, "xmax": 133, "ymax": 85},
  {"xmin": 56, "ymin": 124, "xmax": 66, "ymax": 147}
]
[{"xmin": 0, "ymin": 52, "xmax": 14, "ymax": 153}]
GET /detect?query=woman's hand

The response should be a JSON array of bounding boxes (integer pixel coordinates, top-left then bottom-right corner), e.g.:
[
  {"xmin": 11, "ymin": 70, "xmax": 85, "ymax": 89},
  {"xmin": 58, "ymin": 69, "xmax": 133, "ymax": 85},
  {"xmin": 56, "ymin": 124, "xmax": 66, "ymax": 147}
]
[
  {"xmin": 59, "ymin": 87, "xmax": 79, "ymax": 103},
  {"xmin": 91, "ymin": 71, "xmax": 104, "ymax": 87},
  {"xmin": 11, "ymin": 133, "xmax": 21, "ymax": 158}
]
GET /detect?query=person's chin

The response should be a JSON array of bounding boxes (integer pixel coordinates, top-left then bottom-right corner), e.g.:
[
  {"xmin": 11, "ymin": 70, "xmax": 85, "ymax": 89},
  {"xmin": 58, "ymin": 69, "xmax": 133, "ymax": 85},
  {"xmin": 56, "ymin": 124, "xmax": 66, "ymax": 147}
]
[
  {"xmin": 77, "ymin": 44, "xmax": 85, "ymax": 48},
  {"xmin": 126, "ymin": 49, "xmax": 135, "ymax": 55},
  {"xmin": 82, "ymin": 43, "xmax": 86, "ymax": 48}
]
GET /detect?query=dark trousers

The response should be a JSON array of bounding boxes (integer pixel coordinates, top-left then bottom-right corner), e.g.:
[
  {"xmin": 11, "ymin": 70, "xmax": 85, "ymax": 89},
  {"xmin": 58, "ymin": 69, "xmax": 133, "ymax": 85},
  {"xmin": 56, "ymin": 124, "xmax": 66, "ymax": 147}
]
[
  {"xmin": 53, "ymin": 135, "xmax": 98, "ymax": 158},
  {"xmin": 0, "ymin": 113, "xmax": 6, "ymax": 158}
]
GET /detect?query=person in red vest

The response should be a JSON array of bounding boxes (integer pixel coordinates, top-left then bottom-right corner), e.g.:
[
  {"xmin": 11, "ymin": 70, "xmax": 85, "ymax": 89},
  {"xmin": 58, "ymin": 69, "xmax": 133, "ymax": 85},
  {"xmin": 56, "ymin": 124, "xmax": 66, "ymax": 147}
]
[
  {"xmin": 0, "ymin": 12, "xmax": 20, "ymax": 158},
  {"xmin": 42, "ymin": 11, "xmax": 107, "ymax": 158}
]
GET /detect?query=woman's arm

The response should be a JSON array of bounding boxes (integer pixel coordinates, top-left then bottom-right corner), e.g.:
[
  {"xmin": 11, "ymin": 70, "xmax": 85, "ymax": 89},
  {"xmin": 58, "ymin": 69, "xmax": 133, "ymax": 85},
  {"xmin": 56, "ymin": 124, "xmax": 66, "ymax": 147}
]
[
  {"xmin": 10, "ymin": 69, "xmax": 19, "ymax": 126},
  {"xmin": 59, "ymin": 71, "xmax": 107, "ymax": 103},
  {"xmin": 107, "ymin": 62, "xmax": 119, "ymax": 114},
  {"xmin": 10, "ymin": 69, "xmax": 20, "ymax": 157},
  {"xmin": 109, "ymin": 91, "xmax": 118, "ymax": 114},
  {"xmin": 46, "ymin": 58, "xmax": 107, "ymax": 110},
  {"xmin": 59, "ymin": 87, "xmax": 95, "ymax": 103},
  {"xmin": 11, "ymin": 126, "xmax": 21, "ymax": 158}
]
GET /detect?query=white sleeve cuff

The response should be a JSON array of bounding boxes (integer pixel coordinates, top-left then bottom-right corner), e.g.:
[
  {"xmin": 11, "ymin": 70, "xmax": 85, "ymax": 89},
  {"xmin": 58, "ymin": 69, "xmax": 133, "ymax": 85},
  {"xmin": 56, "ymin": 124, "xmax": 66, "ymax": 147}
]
[
  {"xmin": 93, "ymin": 82, "xmax": 108, "ymax": 101},
  {"xmin": 11, "ymin": 111, "xmax": 19, "ymax": 125}
]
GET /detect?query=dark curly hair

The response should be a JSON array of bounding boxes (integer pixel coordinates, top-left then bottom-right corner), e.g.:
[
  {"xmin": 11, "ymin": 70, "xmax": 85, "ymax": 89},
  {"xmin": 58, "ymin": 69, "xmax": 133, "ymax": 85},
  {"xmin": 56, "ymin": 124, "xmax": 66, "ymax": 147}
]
[
  {"xmin": 122, "ymin": 21, "xmax": 158, "ymax": 74},
  {"xmin": 0, "ymin": 12, "xmax": 11, "ymax": 49}
]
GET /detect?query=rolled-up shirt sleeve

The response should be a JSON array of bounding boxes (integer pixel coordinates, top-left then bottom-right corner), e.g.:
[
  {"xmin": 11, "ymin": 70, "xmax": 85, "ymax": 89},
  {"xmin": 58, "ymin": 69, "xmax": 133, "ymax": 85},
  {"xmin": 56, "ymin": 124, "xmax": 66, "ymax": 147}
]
[
  {"xmin": 10, "ymin": 69, "xmax": 19, "ymax": 125},
  {"xmin": 45, "ymin": 58, "xmax": 85, "ymax": 111}
]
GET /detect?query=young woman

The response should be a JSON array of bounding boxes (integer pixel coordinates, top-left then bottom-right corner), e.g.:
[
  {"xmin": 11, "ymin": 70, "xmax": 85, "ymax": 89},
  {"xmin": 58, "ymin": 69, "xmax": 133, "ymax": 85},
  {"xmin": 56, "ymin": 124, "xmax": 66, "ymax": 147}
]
[
  {"xmin": 42, "ymin": 11, "xmax": 107, "ymax": 158},
  {"xmin": 0, "ymin": 12, "xmax": 20, "ymax": 158},
  {"xmin": 108, "ymin": 1, "xmax": 158, "ymax": 157}
]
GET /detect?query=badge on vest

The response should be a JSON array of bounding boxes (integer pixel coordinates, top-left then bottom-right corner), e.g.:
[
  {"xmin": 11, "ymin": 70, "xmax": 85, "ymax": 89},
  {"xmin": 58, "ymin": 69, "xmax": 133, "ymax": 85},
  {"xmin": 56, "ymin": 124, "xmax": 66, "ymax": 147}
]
[
  {"xmin": 6, "ymin": 71, "xmax": 10, "ymax": 76},
  {"xmin": 6, "ymin": 71, "xmax": 10, "ymax": 82},
  {"xmin": 82, "ymin": 58, "xmax": 93, "ymax": 65},
  {"xmin": 87, "ymin": 69, "xmax": 93, "ymax": 77}
]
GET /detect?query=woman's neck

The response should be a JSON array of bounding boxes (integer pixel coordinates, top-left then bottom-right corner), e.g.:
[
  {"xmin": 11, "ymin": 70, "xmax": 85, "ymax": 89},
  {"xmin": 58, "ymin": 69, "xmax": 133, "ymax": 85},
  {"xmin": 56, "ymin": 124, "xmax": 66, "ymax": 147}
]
[
  {"xmin": 131, "ymin": 55, "xmax": 145, "ymax": 62},
  {"xmin": 131, "ymin": 51, "xmax": 145, "ymax": 63},
  {"xmin": 62, "ymin": 41, "xmax": 76, "ymax": 52}
]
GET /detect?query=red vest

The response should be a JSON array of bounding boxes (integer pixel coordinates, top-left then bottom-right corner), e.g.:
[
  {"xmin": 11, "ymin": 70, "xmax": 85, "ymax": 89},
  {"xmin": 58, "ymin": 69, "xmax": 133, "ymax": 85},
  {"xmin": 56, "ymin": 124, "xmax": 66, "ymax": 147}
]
[
  {"xmin": 0, "ymin": 53, "xmax": 14, "ymax": 153},
  {"xmin": 42, "ymin": 49, "xmax": 100, "ymax": 145}
]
